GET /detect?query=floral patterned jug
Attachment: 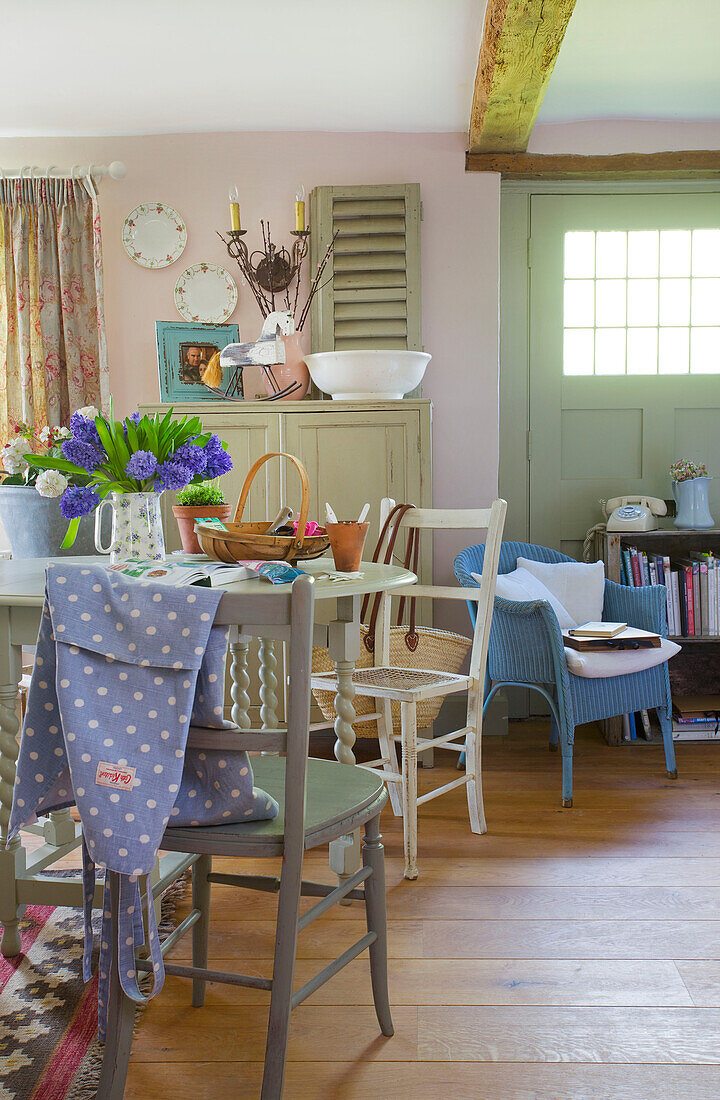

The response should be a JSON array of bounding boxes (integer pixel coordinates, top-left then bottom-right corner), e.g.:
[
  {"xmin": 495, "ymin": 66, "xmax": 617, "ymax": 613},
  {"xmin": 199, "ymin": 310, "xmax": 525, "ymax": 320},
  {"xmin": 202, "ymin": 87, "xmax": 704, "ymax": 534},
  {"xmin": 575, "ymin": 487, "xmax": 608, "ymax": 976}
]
[{"xmin": 94, "ymin": 491, "xmax": 166, "ymax": 564}]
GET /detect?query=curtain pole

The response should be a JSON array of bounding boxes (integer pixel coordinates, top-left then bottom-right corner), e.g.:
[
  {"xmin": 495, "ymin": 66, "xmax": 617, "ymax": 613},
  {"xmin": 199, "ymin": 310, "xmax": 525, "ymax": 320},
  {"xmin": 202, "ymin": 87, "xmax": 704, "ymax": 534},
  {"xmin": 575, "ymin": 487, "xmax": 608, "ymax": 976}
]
[{"xmin": 0, "ymin": 162, "xmax": 126, "ymax": 181}]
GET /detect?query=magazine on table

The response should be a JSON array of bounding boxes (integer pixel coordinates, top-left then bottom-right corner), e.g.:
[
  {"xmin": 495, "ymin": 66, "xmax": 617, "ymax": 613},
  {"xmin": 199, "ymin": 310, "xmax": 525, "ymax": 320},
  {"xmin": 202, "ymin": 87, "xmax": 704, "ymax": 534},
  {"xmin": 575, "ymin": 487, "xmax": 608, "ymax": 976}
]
[{"xmin": 106, "ymin": 557, "xmax": 255, "ymax": 587}]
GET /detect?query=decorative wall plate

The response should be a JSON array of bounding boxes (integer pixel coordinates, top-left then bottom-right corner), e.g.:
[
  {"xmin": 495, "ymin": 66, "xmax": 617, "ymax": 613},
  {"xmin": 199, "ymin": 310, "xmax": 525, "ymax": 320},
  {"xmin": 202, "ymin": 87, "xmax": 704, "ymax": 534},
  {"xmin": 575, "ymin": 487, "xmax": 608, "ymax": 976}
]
[
  {"xmin": 122, "ymin": 202, "xmax": 187, "ymax": 268},
  {"xmin": 174, "ymin": 263, "xmax": 238, "ymax": 324}
]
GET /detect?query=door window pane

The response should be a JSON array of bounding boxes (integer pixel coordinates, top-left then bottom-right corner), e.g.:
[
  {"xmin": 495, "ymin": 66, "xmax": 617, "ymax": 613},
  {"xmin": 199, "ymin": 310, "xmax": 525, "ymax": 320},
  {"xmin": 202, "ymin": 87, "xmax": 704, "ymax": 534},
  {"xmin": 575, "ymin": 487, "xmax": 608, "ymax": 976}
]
[
  {"xmin": 595, "ymin": 279, "xmax": 626, "ymax": 327},
  {"xmin": 691, "ymin": 327, "xmax": 720, "ymax": 374},
  {"xmin": 563, "ymin": 329, "xmax": 595, "ymax": 375},
  {"xmin": 660, "ymin": 230, "xmax": 691, "ymax": 277},
  {"xmin": 659, "ymin": 278, "xmax": 691, "ymax": 326},
  {"xmin": 595, "ymin": 232, "xmax": 627, "ymax": 278},
  {"xmin": 627, "ymin": 328, "xmax": 658, "ymax": 375},
  {"xmin": 595, "ymin": 329, "xmax": 626, "ymax": 375},
  {"xmin": 562, "ymin": 225, "xmax": 720, "ymax": 376},
  {"xmin": 564, "ymin": 280, "xmax": 594, "ymax": 327},
  {"xmin": 659, "ymin": 328, "xmax": 690, "ymax": 374},
  {"xmin": 627, "ymin": 279, "xmax": 659, "ymax": 326},
  {"xmin": 691, "ymin": 278, "xmax": 720, "ymax": 326},
  {"xmin": 628, "ymin": 231, "xmax": 659, "ymax": 277},
  {"xmin": 692, "ymin": 230, "xmax": 720, "ymax": 277},
  {"xmin": 564, "ymin": 232, "xmax": 595, "ymax": 278}
]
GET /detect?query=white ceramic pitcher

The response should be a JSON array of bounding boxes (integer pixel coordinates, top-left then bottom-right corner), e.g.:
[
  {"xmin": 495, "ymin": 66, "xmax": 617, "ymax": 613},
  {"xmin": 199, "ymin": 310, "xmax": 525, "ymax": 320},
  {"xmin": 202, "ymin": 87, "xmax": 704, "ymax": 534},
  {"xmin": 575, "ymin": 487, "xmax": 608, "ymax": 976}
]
[
  {"xmin": 672, "ymin": 476, "xmax": 714, "ymax": 529},
  {"xmin": 94, "ymin": 491, "xmax": 166, "ymax": 564}
]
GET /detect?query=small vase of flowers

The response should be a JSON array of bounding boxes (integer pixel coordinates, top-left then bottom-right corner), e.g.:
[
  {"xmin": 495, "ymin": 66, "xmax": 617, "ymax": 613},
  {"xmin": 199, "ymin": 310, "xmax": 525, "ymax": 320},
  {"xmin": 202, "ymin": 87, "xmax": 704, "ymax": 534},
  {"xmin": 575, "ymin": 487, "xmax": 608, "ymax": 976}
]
[
  {"xmin": 670, "ymin": 459, "xmax": 714, "ymax": 529},
  {"xmin": 172, "ymin": 482, "xmax": 231, "ymax": 554},
  {"xmin": 27, "ymin": 404, "xmax": 233, "ymax": 561}
]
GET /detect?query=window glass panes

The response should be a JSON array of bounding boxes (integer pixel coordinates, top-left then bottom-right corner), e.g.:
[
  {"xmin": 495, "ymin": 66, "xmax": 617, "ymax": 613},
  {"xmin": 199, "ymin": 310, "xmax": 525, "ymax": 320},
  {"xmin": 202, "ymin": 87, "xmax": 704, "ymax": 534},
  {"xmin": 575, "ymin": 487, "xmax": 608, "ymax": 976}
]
[
  {"xmin": 562, "ymin": 226, "xmax": 720, "ymax": 375},
  {"xmin": 692, "ymin": 230, "xmax": 720, "ymax": 277},
  {"xmin": 691, "ymin": 278, "xmax": 720, "ymax": 326},
  {"xmin": 595, "ymin": 328, "xmax": 626, "ymax": 375},
  {"xmin": 659, "ymin": 278, "xmax": 691, "ymax": 326},
  {"xmin": 627, "ymin": 279, "xmax": 658, "ymax": 326},
  {"xmin": 563, "ymin": 280, "xmax": 594, "ymax": 327},
  {"xmin": 627, "ymin": 328, "xmax": 658, "ymax": 375},
  {"xmin": 660, "ymin": 230, "xmax": 691, "ymax": 277},
  {"xmin": 595, "ymin": 232, "xmax": 627, "ymax": 278},
  {"xmin": 691, "ymin": 327, "xmax": 720, "ymax": 374},
  {"xmin": 627, "ymin": 231, "xmax": 659, "ymax": 277},
  {"xmin": 564, "ymin": 232, "xmax": 595, "ymax": 278},
  {"xmin": 659, "ymin": 328, "xmax": 690, "ymax": 374},
  {"xmin": 563, "ymin": 329, "xmax": 595, "ymax": 376},
  {"xmin": 595, "ymin": 279, "xmax": 626, "ymax": 327}
]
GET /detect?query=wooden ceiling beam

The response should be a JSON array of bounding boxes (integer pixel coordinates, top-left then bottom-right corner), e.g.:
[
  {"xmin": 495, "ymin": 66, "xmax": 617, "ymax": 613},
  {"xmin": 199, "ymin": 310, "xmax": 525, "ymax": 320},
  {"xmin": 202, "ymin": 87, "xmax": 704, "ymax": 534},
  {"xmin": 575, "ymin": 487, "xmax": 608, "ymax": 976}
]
[
  {"xmin": 469, "ymin": 0, "xmax": 578, "ymax": 154},
  {"xmin": 465, "ymin": 150, "xmax": 720, "ymax": 179}
]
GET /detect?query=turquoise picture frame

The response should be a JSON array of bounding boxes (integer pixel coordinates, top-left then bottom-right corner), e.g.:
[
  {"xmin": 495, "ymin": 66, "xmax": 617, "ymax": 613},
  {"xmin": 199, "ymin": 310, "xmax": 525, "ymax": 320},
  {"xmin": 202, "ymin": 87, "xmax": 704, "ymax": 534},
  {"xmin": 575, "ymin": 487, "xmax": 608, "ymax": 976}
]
[{"xmin": 156, "ymin": 320, "xmax": 240, "ymax": 402}]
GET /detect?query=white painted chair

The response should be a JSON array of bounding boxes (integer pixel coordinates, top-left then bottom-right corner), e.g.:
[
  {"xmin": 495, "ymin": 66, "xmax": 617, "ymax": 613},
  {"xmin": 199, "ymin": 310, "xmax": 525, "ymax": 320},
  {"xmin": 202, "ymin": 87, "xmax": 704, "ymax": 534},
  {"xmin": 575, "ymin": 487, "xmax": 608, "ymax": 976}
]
[{"xmin": 311, "ymin": 497, "xmax": 507, "ymax": 879}]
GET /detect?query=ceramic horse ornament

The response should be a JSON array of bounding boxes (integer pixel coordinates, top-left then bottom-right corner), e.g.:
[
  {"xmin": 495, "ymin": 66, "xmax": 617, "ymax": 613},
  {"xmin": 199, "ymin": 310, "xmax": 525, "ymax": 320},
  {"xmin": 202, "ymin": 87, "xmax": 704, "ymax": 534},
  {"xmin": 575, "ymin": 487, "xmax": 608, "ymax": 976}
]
[{"xmin": 202, "ymin": 311, "xmax": 301, "ymax": 401}]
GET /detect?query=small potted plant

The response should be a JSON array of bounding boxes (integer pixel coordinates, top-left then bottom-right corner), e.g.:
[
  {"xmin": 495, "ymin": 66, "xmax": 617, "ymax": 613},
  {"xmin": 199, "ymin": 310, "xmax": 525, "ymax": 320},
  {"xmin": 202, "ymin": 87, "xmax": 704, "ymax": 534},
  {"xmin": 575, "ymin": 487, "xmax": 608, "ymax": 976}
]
[
  {"xmin": 172, "ymin": 481, "xmax": 232, "ymax": 553},
  {"xmin": 670, "ymin": 459, "xmax": 714, "ymax": 529}
]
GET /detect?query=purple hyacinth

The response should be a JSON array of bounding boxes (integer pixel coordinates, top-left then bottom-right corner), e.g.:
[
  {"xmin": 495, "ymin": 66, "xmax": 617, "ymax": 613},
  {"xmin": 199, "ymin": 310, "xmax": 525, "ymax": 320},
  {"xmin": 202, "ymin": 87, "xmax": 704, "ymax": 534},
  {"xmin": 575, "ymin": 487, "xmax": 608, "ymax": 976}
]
[
  {"xmin": 174, "ymin": 442, "xmax": 208, "ymax": 476},
  {"xmin": 155, "ymin": 459, "xmax": 193, "ymax": 492},
  {"xmin": 61, "ymin": 438, "xmax": 106, "ymax": 472},
  {"xmin": 125, "ymin": 450, "xmax": 157, "ymax": 480},
  {"xmin": 59, "ymin": 485, "xmax": 100, "ymax": 519},
  {"xmin": 69, "ymin": 411, "xmax": 102, "ymax": 447},
  {"xmin": 203, "ymin": 435, "xmax": 233, "ymax": 478}
]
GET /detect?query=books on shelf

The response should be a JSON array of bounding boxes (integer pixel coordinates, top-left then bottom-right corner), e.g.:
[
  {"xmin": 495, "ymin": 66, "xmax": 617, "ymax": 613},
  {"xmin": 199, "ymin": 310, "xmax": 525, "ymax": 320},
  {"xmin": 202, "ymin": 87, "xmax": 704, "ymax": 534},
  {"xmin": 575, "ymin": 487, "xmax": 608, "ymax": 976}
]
[
  {"xmin": 621, "ymin": 544, "xmax": 720, "ymax": 639},
  {"xmin": 671, "ymin": 694, "xmax": 720, "ymax": 739}
]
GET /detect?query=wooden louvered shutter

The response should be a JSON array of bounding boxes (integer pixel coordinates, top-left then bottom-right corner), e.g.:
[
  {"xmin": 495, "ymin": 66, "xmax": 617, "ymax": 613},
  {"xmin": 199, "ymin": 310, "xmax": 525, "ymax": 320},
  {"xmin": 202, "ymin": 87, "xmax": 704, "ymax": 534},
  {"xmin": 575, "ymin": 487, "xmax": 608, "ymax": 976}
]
[{"xmin": 309, "ymin": 183, "xmax": 422, "ymax": 355}]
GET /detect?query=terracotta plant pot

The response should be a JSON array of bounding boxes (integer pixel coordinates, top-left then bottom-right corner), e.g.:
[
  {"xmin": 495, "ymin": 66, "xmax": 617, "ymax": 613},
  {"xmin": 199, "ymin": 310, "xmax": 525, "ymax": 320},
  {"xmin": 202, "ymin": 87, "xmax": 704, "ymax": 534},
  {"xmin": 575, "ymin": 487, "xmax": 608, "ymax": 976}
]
[
  {"xmin": 325, "ymin": 521, "xmax": 370, "ymax": 572},
  {"xmin": 172, "ymin": 504, "xmax": 232, "ymax": 554}
]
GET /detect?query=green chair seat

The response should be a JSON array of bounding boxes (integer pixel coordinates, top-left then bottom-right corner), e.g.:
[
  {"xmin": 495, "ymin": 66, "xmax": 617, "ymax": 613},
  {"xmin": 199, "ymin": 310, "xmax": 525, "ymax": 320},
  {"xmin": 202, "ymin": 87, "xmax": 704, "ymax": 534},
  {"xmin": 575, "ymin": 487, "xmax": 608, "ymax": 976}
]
[{"xmin": 162, "ymin": 756, "xmax": 386, "ymax": 855}]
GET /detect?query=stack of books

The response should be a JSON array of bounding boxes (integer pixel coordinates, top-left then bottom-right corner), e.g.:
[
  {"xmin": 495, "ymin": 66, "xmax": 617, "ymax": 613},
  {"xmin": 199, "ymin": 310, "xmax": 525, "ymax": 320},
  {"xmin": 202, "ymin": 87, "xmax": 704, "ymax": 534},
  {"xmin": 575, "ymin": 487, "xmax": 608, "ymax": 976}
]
[
  {"xmin": 621, "ymin": 547, "xmax": 720, "ymax": 638},
  {"xmin": 672, "ymin": 695, "xmax": 720, "ymax": 740}
]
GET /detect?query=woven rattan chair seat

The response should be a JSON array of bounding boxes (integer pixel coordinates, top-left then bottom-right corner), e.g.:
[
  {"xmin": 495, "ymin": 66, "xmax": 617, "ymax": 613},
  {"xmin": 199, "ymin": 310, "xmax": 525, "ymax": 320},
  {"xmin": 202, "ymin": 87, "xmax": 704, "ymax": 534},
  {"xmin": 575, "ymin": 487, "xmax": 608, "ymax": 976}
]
[{"xmin": 311, "ymin": 665, "xmax": 469, "ymax": 703}]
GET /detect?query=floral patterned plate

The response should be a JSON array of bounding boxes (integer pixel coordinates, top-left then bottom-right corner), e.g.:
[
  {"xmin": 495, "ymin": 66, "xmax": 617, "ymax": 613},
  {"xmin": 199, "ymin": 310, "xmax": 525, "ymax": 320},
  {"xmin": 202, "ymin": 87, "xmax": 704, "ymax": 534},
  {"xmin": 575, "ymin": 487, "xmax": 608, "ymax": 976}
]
[
  {"xmin": 174, "ymin": 263, "xmax": 238, "ymax": 324},
  {"xmin": 122, "ymin": 202, "xmax": 187, "ymax": 268}
]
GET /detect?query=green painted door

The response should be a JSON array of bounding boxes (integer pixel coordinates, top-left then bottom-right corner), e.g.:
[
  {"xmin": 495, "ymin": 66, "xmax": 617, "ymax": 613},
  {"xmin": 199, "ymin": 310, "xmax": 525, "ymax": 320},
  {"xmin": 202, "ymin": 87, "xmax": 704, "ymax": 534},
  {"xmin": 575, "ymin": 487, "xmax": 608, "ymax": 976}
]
[{"xmin": 529, "ymin": 193, "xmax": 720, "ymax": 558}]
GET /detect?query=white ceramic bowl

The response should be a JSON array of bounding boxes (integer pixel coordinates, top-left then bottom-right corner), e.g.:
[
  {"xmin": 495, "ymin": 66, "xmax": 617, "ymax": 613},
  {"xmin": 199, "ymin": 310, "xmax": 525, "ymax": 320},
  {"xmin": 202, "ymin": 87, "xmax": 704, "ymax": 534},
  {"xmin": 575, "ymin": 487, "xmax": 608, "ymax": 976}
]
[{"xmin": 304, "ymin": 349, "xmax": 431, "ymax": 401}]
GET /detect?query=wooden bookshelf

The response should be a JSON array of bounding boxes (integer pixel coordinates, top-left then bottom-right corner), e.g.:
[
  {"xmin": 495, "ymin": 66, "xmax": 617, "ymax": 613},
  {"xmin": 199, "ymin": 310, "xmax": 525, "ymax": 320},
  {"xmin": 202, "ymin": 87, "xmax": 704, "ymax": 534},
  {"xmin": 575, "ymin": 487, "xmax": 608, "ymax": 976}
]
[{"xmin": 603, "ymin": 528, "xmax": 720, "ymax": 744}]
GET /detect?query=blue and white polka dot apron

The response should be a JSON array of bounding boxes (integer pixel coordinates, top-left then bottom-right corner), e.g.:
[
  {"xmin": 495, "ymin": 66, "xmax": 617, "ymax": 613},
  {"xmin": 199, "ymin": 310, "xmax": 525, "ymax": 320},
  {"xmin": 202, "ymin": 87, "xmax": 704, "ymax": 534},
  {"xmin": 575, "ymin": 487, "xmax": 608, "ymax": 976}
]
[{"xmin": 6, "ymin": 563, "xmax": 278, "ymax": 1038}]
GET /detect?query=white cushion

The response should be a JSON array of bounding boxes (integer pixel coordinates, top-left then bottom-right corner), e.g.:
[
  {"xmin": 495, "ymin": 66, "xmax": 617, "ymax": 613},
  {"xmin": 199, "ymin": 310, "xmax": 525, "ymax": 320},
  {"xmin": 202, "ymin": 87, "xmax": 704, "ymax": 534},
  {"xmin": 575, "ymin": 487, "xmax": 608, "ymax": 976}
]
[
  {"xmin": 517, "ymin": 558, "xmax": 605, "ymax": 627},
  {"xmin": 473, "ymin": 567, "xmax": 575, "ymax": 629},
  {"xmin": 564, "ymin": 638, "xmax": 681, "ymax": 678}
]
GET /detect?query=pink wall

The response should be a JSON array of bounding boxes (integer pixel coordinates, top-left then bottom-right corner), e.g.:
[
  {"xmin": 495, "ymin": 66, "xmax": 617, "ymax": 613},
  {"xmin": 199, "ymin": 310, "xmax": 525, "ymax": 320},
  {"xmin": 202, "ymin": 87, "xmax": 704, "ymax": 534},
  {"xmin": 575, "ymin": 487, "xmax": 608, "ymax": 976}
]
[{"xmin": 0, "ymin": 131, "xmax": 502, "ymax": 602}]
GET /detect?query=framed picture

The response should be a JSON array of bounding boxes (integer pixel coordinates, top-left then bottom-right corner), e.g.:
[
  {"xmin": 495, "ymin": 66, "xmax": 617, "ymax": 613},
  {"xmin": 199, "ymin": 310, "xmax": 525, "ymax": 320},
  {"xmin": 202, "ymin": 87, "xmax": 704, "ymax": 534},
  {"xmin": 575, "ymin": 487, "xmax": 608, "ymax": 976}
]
[{"xmin": 155, "ymin": 321, "xmax": 240, "ymax": 402}]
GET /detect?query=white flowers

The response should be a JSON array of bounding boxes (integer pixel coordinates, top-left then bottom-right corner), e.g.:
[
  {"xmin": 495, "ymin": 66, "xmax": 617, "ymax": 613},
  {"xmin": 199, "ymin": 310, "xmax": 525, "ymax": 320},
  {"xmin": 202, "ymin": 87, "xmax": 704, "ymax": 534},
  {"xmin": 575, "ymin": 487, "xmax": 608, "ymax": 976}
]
[
  {"xmin": 39, "ymin": 425, "xmax": 71, "ymax": 445},
  {"xmin": 2, "ymin": 439, "xmax": 29, "ymax": 475},
  {"xmin": 76, "ymin": 405, "xmax": 99, "ymax": 421},
  {"xmin": 35, "ymin": 469, "xmax": 68, "ymax": 498}
]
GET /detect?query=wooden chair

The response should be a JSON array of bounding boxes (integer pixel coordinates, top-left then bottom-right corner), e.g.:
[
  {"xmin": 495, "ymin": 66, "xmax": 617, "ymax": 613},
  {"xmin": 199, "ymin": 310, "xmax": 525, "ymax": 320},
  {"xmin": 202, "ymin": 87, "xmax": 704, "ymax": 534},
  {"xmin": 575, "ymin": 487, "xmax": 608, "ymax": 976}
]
[
  {"xmin": 97, "ymin": 575, "xmax": 392, "ymax": 1100},
  {"xmin": 311, "ymin": 499, "xmax": 507, "ymax": 879}
]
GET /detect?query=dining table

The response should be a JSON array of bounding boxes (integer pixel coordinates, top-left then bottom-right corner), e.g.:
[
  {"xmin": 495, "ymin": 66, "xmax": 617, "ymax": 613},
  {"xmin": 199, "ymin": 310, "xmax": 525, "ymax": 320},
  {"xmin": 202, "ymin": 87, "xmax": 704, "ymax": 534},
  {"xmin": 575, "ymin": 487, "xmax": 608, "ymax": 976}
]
[{"xmin": 0, "ymin": 554, "xmax": 416, "ymax": 956}]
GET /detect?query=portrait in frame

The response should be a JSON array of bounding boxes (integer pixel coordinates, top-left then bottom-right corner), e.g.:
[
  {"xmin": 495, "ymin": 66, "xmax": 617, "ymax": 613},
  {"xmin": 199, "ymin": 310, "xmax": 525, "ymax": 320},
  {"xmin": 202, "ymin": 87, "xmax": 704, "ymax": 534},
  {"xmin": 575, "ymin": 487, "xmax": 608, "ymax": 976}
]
[{"xmin": 156, "ymin": 321, "xmax": 240, "ymax": 401}]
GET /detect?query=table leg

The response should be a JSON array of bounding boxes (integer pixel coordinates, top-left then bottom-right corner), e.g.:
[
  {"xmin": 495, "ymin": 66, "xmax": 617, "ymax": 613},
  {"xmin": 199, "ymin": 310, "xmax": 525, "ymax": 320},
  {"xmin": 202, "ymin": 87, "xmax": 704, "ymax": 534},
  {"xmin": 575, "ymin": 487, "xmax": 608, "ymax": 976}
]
[
  {"xmin": 230, "ymin": 636, "xmax": 252, "ymax": 730},
  {"xmin": 328, "ymin": 596, "xmax": 363, "ymax": 896},
  {"xmin": 0, "ymin": 621, "xmax": 23, "ymax": 956}
]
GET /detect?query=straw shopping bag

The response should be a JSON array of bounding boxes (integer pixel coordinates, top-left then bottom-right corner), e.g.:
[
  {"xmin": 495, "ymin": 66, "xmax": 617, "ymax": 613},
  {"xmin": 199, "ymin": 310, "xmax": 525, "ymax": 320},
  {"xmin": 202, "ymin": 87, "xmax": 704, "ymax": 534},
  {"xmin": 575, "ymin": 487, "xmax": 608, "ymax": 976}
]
[{"xmin": 311, "ymin": 504, "xmax": 472, "ymax": 735}]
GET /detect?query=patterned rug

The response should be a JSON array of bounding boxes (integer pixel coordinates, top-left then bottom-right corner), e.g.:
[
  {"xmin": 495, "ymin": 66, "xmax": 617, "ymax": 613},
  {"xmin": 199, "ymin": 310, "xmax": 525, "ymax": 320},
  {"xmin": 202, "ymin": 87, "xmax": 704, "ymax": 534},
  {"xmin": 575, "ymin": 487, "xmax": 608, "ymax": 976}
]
[{"xmin": 0, "ymin": 870, "xmax": 189, "ymax": 1100}]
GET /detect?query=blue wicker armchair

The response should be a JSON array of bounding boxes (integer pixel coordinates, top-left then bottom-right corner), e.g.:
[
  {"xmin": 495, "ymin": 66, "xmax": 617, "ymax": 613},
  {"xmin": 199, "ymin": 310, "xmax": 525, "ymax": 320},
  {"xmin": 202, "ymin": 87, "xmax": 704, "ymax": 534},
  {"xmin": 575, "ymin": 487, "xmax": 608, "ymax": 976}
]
[{"xmin": 454, "ymin": 541, "xmax": 677, "ymax": 807}]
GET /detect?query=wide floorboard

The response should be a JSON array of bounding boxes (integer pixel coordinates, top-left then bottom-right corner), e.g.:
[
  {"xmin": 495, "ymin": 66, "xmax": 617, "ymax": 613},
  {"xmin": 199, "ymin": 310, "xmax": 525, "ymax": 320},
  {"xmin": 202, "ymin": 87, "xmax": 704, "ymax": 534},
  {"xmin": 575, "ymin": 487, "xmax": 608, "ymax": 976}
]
[{"xmin": 122, "ymin": 722, "xmax": 720, "ymax": 1099}]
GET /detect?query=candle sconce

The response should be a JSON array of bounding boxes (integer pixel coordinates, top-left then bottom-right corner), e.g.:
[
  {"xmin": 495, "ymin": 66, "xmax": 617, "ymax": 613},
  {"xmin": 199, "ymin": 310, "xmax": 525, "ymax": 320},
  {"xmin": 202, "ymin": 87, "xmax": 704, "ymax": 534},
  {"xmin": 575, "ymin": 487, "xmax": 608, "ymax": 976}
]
[{"xmin": 217, "ymin": 221, "xmax": 311, "ymax": 319}]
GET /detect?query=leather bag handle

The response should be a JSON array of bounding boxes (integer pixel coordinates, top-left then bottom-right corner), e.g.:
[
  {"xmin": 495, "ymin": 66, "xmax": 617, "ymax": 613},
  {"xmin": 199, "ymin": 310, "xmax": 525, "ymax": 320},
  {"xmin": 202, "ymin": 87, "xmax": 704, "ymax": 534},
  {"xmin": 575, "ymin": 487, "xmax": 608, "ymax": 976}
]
[
  {"xmin": 362, "ymin": 503, "xmax": 417, "ymax": 653},
  {"xmin": 234, "ymin": 452, "xmax": 311, "ymax": 550}
]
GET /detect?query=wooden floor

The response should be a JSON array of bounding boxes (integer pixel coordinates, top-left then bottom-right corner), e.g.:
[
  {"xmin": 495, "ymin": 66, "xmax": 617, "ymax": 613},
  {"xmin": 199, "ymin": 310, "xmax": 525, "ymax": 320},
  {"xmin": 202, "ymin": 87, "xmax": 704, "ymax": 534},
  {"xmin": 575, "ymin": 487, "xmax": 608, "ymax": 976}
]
[{"xmin": 120, "ymin": 722, "xmax": 720, "ymax": 1099}]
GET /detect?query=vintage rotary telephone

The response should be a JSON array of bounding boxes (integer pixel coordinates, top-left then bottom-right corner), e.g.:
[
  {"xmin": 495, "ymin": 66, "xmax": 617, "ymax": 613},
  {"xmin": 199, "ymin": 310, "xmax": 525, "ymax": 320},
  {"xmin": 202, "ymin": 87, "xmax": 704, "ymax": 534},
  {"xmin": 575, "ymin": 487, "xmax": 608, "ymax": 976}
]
[{"xmin": 601, "ymin": 495, "xmax": 667, "ymax": 532}]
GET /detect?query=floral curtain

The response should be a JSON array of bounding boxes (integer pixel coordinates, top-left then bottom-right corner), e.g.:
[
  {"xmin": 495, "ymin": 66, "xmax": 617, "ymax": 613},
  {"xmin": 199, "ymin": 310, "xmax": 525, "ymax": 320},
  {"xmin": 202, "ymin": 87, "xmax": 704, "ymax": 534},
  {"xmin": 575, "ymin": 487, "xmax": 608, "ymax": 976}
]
[{"xmin": 0, "ymin": 175, "xmax": 110, "ymax": 443}]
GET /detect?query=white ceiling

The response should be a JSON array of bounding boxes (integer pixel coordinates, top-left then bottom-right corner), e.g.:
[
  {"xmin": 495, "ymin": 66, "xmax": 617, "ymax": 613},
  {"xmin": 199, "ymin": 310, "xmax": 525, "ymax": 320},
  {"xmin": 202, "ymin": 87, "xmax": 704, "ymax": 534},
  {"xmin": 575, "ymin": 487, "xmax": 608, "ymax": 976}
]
[
  {"xmin": 2, "ymin": 0, "xmax": 719, "ymax": 138},
  {"xmin": 0, "ymin": 0, "xmax": 483, "ymax": 136},
  {"xmin": 539, "ymin": 0, "xmax": 720, "ymax": 123}
]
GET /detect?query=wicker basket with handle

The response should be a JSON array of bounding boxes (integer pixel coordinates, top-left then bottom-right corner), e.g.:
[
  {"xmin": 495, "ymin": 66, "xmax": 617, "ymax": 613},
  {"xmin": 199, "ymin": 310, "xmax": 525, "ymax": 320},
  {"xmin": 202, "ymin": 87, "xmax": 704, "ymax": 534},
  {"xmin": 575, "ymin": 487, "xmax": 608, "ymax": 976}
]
[
  {"xmin": 195, "ymin": 451, "xmax": 330, "ymax": 564},
  {"xmin": 311, "ymin": 502, "xmax": 472, "ymax": 734}
]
